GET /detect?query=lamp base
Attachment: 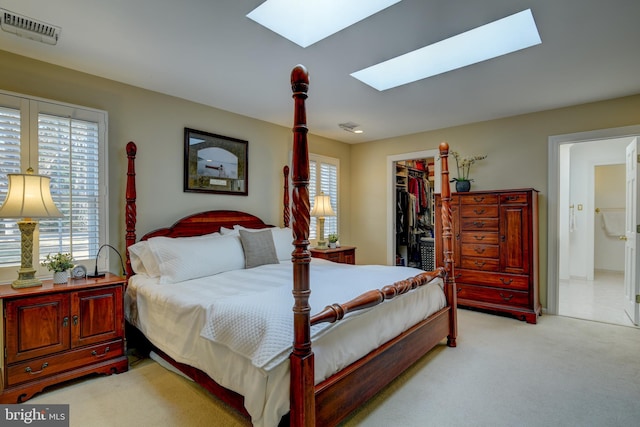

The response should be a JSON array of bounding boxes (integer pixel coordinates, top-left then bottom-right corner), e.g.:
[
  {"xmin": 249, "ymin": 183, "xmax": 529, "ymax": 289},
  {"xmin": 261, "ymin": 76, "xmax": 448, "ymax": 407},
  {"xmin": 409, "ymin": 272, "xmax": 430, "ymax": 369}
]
[
  {"xmin": 12, "ymin": 267, "xmax": 42, "ymax": 288},
  {"xmin": 316, "ymin": 239, "xmax": 328, "ymax": 249}
]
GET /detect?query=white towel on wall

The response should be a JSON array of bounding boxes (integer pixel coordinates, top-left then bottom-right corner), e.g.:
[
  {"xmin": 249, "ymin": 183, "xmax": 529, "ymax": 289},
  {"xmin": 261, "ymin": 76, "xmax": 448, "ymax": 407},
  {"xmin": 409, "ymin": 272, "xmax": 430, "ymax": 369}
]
[{"xmin": 601, "ymin": 210, "xmax": 625, "ymax": 237}]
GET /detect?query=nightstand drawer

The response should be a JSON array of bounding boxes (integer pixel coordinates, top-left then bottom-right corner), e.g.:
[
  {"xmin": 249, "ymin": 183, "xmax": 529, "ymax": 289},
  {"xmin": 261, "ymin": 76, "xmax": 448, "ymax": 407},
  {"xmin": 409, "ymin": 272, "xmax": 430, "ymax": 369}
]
[{"xmin": 7, "ymin": 339, "xmax": 124, "ymax": 386}]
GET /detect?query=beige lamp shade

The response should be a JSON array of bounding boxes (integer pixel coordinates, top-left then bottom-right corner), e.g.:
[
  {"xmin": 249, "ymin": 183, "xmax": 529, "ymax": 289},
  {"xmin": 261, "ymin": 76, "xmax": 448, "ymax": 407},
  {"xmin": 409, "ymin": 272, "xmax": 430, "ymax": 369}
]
[
  {"xmin": 0, "ymin": 172, "xmax": 63, "ymax": 219},
  {"xmin": 310, "ymin": 192, "xmax": 336, "ymax": 218},
  {"xmin": 0, "ymin": 170, "xmax": 63, "ymax": 289}
]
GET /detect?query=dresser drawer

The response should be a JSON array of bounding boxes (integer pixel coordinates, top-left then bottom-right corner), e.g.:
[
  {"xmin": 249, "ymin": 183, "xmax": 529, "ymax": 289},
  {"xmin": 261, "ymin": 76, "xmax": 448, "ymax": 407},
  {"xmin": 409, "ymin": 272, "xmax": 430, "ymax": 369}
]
[
  {"xmin": 460, "ymin": 257, "xmax": 499, "ymax": 271},
  {"xmin": 460, "ymin": 194, "xmax": 499, "ymax": 205},
  {"xmin": 457, "ymin": 284, "xmax": 530, "ymax": 307},
  {"xmin": 461, "ymin": 243, "xmax": 498, "ymax": 258},
  {"xmin": 7, "ymin": 339, "xmax": 124, "ymax": 386},
  {"xmin": 461, "ymin": 232, "xmax": 499, "ymax": 245},
  {"xmin": 500, "ymin": 192, "xmax": 529, "ymax": 204},
  {"xmin": 455, "ymin": 269, "xmax": 529, "ymax": 291},
  {"xmin": 460, "ymin": 205, "xmax": 499, "ymax": 218},
  {"xmin": 461, "ymin": 218, "xmax": 499, "ymax": 231}
]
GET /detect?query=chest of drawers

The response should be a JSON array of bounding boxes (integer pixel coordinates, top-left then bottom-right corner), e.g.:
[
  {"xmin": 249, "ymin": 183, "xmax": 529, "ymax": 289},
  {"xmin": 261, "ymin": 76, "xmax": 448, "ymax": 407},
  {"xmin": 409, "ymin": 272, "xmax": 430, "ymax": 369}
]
[{"xmin": 436, "ymin": 189, "xmax": 540, "ymax": 323}]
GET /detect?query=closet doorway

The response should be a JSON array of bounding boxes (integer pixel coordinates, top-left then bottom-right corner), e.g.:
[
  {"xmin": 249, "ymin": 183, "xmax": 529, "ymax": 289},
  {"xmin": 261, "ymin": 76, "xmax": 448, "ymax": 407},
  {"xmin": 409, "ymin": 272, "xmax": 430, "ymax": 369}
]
[{"xmin": 386, "ymin": 149, "xmax": 440, "ymax": 268}]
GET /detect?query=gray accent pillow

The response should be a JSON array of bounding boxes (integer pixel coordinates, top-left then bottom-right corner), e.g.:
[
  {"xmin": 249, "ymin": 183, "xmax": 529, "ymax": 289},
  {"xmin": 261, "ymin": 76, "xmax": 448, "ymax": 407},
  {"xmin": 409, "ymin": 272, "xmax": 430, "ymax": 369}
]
[{"xmin": 239, "ymin": 229, "xmax": 279, "ymax": 268}]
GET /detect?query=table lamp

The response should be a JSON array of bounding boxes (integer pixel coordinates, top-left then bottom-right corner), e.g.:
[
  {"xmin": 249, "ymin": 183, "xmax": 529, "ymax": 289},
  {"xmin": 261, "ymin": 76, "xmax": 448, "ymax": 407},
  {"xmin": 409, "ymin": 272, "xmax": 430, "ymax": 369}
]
[
  {"xmin": 310, "ymin": 192, "xmax": 336, "ymax": 249},
  {"xmin": 0, "ymin": 168, "xmax": 63, "ymax": 288}
]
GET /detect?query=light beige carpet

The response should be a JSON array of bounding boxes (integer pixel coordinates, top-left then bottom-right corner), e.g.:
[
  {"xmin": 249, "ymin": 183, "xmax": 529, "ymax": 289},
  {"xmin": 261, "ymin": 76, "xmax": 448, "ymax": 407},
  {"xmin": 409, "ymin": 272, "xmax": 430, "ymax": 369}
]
[{"xmin": 30, "ymin": 309, "xmax": 640, "ymax": 426}]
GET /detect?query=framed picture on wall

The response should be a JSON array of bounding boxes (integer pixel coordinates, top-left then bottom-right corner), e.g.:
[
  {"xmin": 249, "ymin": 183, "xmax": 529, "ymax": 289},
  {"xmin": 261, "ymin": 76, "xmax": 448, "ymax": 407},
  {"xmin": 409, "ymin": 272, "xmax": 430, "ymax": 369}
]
[{"xmin": 184, "ymin": 127, "xmax": 248, "ymax": 195}]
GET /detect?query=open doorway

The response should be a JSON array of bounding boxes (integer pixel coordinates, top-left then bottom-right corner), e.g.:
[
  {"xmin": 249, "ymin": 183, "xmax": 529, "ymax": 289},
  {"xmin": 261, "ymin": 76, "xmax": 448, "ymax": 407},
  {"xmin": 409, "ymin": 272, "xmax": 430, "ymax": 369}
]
[
  {"xmin": 386, "ymin": 149, "xmax": 440, "ymax": 266},
  {"xmin": 549, "ymin": 125, "xmax": 640, "ymax": 326}
]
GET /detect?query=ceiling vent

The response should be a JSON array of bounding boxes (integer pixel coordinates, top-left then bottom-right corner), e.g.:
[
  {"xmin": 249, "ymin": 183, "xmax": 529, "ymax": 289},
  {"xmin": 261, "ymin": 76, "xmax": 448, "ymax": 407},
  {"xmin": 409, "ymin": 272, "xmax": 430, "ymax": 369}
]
[{"xmin": 0, "ymin": 9, "xmax": 61, "ymax": 45}]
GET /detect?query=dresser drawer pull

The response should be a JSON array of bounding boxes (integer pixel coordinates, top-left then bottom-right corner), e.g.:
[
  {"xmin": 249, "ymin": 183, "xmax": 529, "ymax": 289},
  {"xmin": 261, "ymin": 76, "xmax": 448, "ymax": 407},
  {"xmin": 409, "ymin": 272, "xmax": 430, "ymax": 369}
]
[
  {"xmin": 455, "ymin": 273, "xmax": 462, "ymax": 279},
  {"xmin": 91, "ymin": 347, "xmax": 110, "ymax": 358},
  {"xmin": 499, "ymin": 278, "xmax": 514, "ymax": 285},
  {"xmin": 473, "ymin": 247, "xmax": 485, "ymax": 254},
  {"xmin": 73, "ymin": 315, "xmax": 79, "ymax": 326},
  {"xmin": 473, "ymin": 235, "xmax": 485, "ymax": 241},
  {"xmin": 499, "ymin": 292, "xmax": 514, "ymax": 301},
  {"xmin": 25, "ymin": 362, "xmax": 49, "ymax": 375},
  {"xmin": 473, "ymin": 221, "xmax": 485, "ymax": 228},
  {"xmin": 456, "ymin": 288, "xmax": 462, "ymax": 294},
  {"xmin": 63, "ymin": 316, "xmax": 69, "ymax": 328},
  {"xmin": 507, "ymin": 196, "xmax": 519, "ymax": 201},
  {"xmin": 473, "ymin": 208, "xmax": 486, "ymax": 215},
  {"xmin": 473, "ymin": 196, "xmax": 485, "ymax": 202},
  {"xmin": 474, "ymin": 260, "xmax": 486, "ymax": 267}
]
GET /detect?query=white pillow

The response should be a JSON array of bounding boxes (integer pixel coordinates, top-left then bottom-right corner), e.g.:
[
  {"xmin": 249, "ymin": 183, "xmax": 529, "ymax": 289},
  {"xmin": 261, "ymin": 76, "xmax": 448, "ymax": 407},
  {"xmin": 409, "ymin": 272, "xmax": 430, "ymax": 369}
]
[
  {"xmin": 128, "ymin": 232, "xmax": 223, "ymax": 277},
  {"xmin": 128, "ymin": 241, "xmax": 159, "ymax": 276},
  {"xmin": 219, "ymin": 226, "xmax": 238, "ymax": 235},
  {"xmin": 271, "ymin": 227, "xmax": 294, "ymax": 261},
  {"xmin": 148, "ymin": 234, "xmax": 245, "ymax": 284}
]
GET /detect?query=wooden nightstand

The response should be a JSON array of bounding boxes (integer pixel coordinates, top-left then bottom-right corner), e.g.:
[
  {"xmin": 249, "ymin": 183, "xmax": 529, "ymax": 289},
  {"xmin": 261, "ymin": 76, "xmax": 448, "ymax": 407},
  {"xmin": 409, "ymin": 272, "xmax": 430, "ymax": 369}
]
[
  {"xmin": 310, "ymin": 246, "xmax": 356, "ymax": 264},
  {"xmin": 0, "ymin": 273, "xmax": 129, "ymax": 403}
]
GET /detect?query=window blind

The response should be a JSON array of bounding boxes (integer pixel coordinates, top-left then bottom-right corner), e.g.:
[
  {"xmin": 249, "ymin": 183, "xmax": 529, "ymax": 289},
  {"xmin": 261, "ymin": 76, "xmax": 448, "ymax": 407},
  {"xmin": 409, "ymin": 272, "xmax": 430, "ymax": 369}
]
[
  {"xmin": 38, "ymin": 114, "xmax": 101, "ymax": 260},
  {"xmin": 0, "ymin": 107, "xmax": 23, "ymax": 263},
  {"xmin": 309, "ymin": 154, "xmax": 339, "ymax": 240}
]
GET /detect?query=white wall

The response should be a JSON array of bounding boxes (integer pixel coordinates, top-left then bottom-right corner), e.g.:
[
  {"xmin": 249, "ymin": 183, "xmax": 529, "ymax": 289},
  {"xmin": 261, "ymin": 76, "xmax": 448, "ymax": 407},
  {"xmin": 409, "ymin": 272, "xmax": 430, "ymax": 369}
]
[
  {"xmin": 594, "ymin": 165, "xmax": 625, "ymax": 271},
  {"xmin": 567, "ymin": 138, "xmax": 630, "ymax": 279}
]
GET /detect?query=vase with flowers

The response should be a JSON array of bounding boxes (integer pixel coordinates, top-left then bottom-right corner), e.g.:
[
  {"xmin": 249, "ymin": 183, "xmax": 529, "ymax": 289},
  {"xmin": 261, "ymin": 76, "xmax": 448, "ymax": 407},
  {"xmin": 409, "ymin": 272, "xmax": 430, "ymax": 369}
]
[
  {"xmin": 41, "ymin": 252, "xmax": 74, "ymax": 284},
  {"xmin": 450, "ymin": 150, "xmax": 487, "ymax": 192}
]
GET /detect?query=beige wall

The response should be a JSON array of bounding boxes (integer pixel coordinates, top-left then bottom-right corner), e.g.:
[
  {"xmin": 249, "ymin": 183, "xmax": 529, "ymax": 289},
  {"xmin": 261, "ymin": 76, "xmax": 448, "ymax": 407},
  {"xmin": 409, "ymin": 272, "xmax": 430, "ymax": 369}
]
[
  {"xmin": 3, "ymin": 49, "xmax": 640, "ymax": 308},
  {"xmin": 0, "ymin": 50, "xmax": 351, "ymax": 256},
  {"xmin": 350, "ymin": 94, "xmax": 640, "ymax": 307}
]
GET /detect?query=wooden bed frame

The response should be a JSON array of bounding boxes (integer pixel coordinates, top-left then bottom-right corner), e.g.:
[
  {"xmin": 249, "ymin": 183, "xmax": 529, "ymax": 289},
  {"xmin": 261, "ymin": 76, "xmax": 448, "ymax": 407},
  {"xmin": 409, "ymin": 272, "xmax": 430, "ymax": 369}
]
[{"xmin": 124, "ymin": 64, "xmax": 457, "ymax": 426}]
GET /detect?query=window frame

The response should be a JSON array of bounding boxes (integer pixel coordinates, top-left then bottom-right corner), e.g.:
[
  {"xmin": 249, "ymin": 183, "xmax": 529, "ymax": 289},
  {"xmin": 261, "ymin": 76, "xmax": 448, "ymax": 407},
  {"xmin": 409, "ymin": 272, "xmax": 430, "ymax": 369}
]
[
  {"xmin": 0, "ymin": 90, "xmax": 108, "ymax": 282},
  {"xmin": 307, "ymin": 153, "xmax": 339, "ymax": 242}
]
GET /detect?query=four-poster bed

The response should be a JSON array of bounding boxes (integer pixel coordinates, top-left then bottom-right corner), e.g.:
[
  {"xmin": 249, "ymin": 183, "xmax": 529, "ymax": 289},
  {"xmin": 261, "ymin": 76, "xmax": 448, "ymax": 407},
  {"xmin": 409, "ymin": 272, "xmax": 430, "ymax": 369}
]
[{"xmin": 123, "ymin": 65, "xmax": 456, "ymax": 426}]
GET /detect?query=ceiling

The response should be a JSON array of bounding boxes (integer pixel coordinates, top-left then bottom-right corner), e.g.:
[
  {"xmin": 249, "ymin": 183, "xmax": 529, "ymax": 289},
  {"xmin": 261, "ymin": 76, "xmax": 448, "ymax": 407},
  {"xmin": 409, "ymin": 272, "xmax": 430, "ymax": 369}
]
[{"xmin": 1, "ymin": 0, "xmax": 639, "ymax": 143}]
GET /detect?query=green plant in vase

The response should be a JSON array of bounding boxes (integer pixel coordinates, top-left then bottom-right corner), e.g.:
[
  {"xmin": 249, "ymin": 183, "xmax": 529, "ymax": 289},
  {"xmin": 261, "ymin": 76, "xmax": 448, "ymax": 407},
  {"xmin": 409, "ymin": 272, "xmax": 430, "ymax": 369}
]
[
  {"xmin": 328, "ymin": 233, "xmax": 339, "ymax": 248},
  {"xmin": 41, "ymin": 252, "xmax": 74, "ymax": 283},
  {"xmin": 450, "ymin": 150, "xmax": 487, "ymax": 192}
]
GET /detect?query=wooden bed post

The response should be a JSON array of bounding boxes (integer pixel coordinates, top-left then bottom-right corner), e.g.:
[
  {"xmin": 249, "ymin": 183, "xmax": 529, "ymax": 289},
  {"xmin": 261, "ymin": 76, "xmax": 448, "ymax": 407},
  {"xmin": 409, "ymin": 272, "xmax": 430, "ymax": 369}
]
[
  {"xmin": 125, "ymin": 141, "xmax": 137, "ymax": 278},
  {"xmin": 439, "ymin": 141, "xmax": 457, "ymax": 347},
  {"xmin": 283, "ymin": 165, "xmax": 290, "ymax": 228},
  {"xmin": 289, "ymin": 64, "xmax": 315, "ymax": 427}
]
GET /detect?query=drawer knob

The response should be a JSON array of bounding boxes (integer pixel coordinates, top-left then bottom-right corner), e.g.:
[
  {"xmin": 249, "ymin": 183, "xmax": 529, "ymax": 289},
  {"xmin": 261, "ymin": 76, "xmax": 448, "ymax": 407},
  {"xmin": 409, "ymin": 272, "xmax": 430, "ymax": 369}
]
[
  {"xmin": 473, "ymin": 197, "xmax": 485, "ymax": 202},
  {"xmin": 474, "ymin": 208, "xmax": 485, "ymax": 215},
  {"xmin": 73, "ymin": 315, "xmax": 79, "ymax": 326},
  {"xmin": 500, "ymin": 278, "xmax": 514, "ymax": 285},
  {"xmin": 474, "ymin": 235, "xmax": 485, "ymax": 241},
  {"xmin": 473, "ymin": 221, "xmax": 484, "ymax": 228},
  {"xmin": 91, "ymin": 347, "xmax": 110, "ymax": 358},
  {"xmin": 25, "ymin": 362, "xmax": 49, "ymax": 375},
  {"xmin": 474, "ymin": 247, "xmax": 485, "ymax": 254},
  {"xmin": 474, "ymin": 260, "xmax": 486, "ymax": 267},
  {"xmin": 63, "ymin": 316, "xmax": 69, "ymax": 328}
]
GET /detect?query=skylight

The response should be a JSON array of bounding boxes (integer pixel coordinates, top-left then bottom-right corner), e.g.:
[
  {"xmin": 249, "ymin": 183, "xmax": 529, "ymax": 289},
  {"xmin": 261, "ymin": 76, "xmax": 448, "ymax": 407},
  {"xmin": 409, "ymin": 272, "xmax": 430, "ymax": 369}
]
[
  {"xmin": 351, "ymin": 9, "xmax": 542, "ymax": 91},
  {"xmin": 247, "ymin": 0, "xmax": 401, "ymax": 48}
]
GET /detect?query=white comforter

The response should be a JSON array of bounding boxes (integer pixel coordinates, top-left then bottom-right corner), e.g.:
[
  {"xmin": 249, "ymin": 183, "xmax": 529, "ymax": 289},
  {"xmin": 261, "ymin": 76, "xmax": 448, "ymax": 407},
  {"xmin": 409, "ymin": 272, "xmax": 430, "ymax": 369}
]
[{"xmin": 126, "ymin": 259, "xmax": 445, "ymax": 427}]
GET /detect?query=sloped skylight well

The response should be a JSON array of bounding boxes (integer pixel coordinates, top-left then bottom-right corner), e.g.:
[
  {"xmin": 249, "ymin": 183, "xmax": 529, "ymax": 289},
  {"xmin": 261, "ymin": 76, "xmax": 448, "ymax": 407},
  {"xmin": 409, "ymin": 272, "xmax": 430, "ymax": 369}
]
[
  {"xmin": 247, "ymin": 0, "xmax": 402, "ymax": 48},
  {"xmin": 351, "ymin": 9, "xmax": 542, "ymax": 91}
]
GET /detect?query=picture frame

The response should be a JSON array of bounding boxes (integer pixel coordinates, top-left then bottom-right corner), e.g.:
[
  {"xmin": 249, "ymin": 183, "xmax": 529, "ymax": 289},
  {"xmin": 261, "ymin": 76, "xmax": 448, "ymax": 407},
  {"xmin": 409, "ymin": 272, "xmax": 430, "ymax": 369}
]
[{"xmin": 184, "ymin": 127, "xmax": 248, "ymax": 195}]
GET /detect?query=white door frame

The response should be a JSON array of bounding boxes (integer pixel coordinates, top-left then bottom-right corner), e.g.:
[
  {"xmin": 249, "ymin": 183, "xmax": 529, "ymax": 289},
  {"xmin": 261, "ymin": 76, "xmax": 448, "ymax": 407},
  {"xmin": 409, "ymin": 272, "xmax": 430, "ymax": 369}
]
[
  {"xmin": 548, "ymin": 125, "xmax": 640, "ymax": 314},
  {"xmin": 386, "ymin": 149, "xmax": 440, "ymax": 266}
]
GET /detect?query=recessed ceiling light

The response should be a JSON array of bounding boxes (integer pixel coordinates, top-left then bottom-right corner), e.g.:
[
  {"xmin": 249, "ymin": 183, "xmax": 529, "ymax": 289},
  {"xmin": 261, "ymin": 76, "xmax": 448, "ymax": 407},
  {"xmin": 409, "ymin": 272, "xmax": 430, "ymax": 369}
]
[
  {"xmin": 351, "ymin": 9, "xmax": 541, "ymax": 91},
  {"xmin": 247, "ymin": 0, "xmax": 402, "ymax": 48}
]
